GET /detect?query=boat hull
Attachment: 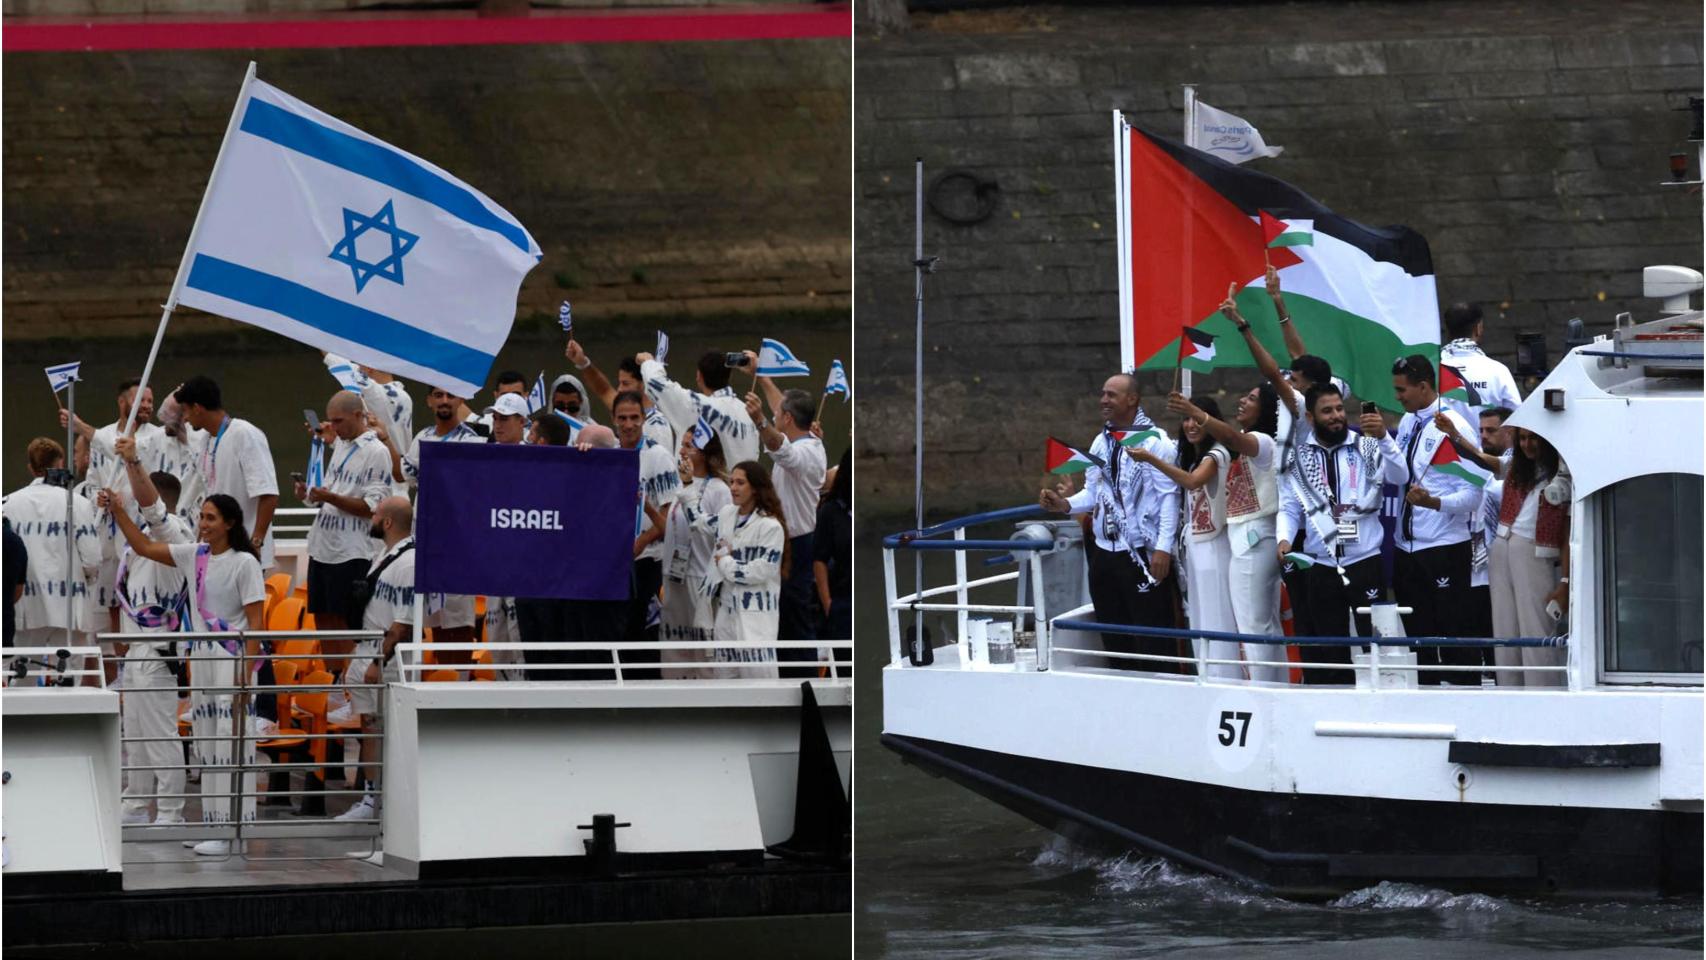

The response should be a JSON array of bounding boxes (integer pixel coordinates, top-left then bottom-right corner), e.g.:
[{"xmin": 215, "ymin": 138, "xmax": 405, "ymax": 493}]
[{"xmin": 884, "ymin": 732, "xmax": 1702, "ymax": 900}]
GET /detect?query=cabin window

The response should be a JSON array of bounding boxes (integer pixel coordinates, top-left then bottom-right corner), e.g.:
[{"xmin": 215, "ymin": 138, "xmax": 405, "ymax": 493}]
[{"xmin": 1602, "ymin": 472, "xmax": 1704, "ymax": 681}]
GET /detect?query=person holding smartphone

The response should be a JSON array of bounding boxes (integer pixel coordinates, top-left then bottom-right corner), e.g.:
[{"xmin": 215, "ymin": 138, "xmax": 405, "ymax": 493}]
[{"xmin": 634, "ymin": 349, "xmax": 760, "ymax": 468}]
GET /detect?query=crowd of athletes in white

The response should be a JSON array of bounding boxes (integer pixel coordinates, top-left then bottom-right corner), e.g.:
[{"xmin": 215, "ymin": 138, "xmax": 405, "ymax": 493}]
[{"xmin": 2, "ymin": 333, "xmax": 849, "ymax": 849}]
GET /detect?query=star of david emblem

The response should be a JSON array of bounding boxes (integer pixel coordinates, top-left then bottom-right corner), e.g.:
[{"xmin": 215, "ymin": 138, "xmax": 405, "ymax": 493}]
[{"xmin": 328, "ymin": 199, "xmax": 418, "ymax": 293}]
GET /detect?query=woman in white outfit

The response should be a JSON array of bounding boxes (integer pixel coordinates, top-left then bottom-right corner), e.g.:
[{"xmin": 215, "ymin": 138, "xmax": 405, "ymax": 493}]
[
  {"xmin": 660, "ymin": 434, "xmax": 731, "ymax": 678},
  {"xmin": 703, "ymin": 460, "xmax": 787, "ymax": 679},
  {"xmin": 1168, "ymin": 384, "xmax": 1288, "ymax": 682},
  {"xmin": 113, "ymin": 491, "xmax": 265, "ymax": 856},
  {"xmin": 1127, "ymin": 396, "xmax": 1238, "ymax": 678}
]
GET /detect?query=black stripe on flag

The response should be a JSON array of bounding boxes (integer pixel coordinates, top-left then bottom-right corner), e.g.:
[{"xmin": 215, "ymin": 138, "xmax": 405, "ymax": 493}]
[{"xmin": 1137, "ymin": 128, "xmax": 1435, "ymax": 279}]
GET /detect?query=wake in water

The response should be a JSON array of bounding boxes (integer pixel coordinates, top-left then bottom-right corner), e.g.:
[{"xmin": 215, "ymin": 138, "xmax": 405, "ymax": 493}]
[{"xmin": 1029, "ymin": 836, "xmax": 1302, "ymax": 910}]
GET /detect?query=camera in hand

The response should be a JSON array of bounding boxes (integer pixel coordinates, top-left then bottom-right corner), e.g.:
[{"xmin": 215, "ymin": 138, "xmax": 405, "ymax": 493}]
[{"xmin": 724, "ymin": 352, "xmax": 750, "ymax": 368}]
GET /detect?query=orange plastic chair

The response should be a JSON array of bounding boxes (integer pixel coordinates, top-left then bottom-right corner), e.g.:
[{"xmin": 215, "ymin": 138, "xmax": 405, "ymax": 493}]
[
  {"xmin": 471, "ymin": 647, "xmax": 495, "ymax": 682},
  {"xmin": 266, "ymin": 573, "xmax": 291, "ymax": 602},
  {"xmin": 301, "ymin": 612, "xmax": 318, "ymax": 631},
  {"xmin": 425, "ymin": 669, "xmax": 458, "ymax": 682},
  {"xmin": 293, "ymin": 583, "xmax": 309, "ymax": 602},
  {"xmin": 269, "ymin": 596, "xmax": 306, "ymax": 633},
  {"xmin": 256, "ymin": 660, "xmax": 309, "ymax": 753}
]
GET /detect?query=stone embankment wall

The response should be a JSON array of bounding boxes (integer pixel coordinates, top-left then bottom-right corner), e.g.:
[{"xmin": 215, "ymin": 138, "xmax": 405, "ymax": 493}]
[{"xmin": 855, "ymin": 0, "xmax": 1702, "ymax": 510}]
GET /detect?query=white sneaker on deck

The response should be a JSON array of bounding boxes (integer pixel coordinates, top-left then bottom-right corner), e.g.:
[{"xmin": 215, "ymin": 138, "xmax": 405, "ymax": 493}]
[
  {"xmin": 122, "ymin": 810, "xmax": 151, "ymax": 825},
  {"xmin": 334, "ymin": 796, "xmax": 379, "ymax": 822},
  {"xmin": 192, "ymin": 839, "xmax": 240, "ymax": 856}
]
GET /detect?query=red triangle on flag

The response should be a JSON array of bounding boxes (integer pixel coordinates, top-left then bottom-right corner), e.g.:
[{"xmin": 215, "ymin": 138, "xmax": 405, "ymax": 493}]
[{"xmin": 1259, "ymin": 210, "xmax": 1289, "ymax": 247}]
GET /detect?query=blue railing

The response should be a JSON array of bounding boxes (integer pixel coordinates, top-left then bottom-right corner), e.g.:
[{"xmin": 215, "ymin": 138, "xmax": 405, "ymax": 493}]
[{"xmin": 882, "ymin": 504, "xmax": 1046, "ymax": 548}]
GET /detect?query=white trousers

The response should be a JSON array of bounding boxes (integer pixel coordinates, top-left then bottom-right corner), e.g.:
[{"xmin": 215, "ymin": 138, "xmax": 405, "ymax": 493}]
[
  {"xmin": 659, "ymin": 577, "xmax": 715, "ymax": 680},
  {"xmin": 1227, "ymin": 530, "xmax": 1286, "ymax": 683},
  {"xmin": 1185, "ymin": 533, "xmax": 1241, "ymax": 679},
  {"xmin": 1490, "ymin": 534, "xmax": 1565, "ymax": 688},
  {"xmin": 121, "ymin": 648, "xmax": 186, "ymax": 821},
  {"xmin": 188, "ymin": 641, "xmax": 258, "ymax": 823}
]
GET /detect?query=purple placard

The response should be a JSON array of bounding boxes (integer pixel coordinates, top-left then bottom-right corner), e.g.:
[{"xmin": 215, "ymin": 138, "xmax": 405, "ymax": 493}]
[{"xmin": 415, "ymin": 441, "xmax": 639, "ymax": 600}]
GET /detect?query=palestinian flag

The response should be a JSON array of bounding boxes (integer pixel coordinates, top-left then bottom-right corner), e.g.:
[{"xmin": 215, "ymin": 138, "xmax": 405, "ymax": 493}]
[
  {"xmin": 1179, "ymin": 326, "xmax": 1218, "ymax": 367},
  {"xmin": 1046, "ymin": 437, "xmax": 1103, "ymax": 475},
  {"xmin": 1438, "ymin": 364, "xmax": 1482, "ymax": 406},
  {"xmin": 1118, "ymin": 427, "xmax": 1164, "ymax": 448},
  {"xmin": 1261, "ymin": 210, "xmax": 1313, "ymax": 249},
  {"xmin": 1427, "ymin": 438, "xmax": 1488, "ymax": 488},
  {"xmin": 1282, "ymin": 551, "xmax": 1315, "ymax": 569},
  {"xmin": 1115, "ymin": 119, "xmax": 1439, "ymax": 410}
]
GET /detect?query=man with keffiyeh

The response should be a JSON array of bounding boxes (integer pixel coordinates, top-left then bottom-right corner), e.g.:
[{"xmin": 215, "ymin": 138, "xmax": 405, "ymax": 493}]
[
  {"xmin": 1039, "ymin": 373, "xmax": 1181, "ymax": 672},
  {"xmin": 1275, "ymin": 383, "xmax": 1408, "ymax": 684}
]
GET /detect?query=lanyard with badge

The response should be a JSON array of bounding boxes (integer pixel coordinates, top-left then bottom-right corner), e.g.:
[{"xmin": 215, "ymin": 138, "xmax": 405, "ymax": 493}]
[{"xmin": 203, "ymin": 416, "xmax": 232, "ymax": 489}]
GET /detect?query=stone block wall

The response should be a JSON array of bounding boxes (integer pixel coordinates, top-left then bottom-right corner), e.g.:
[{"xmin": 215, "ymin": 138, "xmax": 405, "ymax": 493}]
[
  {"xmin": 855, "ymin": 0, "xmax": 1703, "ymax": 511},
  {"xmin": 3, "ymin": 37, "xmax": 849, "ymax": 340}
]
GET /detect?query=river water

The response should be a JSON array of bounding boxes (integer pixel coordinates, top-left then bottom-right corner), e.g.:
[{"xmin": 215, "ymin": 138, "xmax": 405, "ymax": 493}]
[
  {"xmin": 2, "ymin": 315, "xmax": 850, "ymax": 493},
  {"xmin": 853, "ymin": 514, "xmax": 1703, "ymax": 959}
]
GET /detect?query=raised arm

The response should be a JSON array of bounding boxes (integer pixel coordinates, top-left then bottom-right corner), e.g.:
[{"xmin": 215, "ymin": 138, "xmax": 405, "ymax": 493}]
[
  {"xmin": 566, "ymin": 339, "xmax": 618, "ymax": 411},
  {"xmin": 1221, "ymin": 282, "xmax": 1300, "ymax": 414},
  {"xmin": 106, "ymin": 493, "xmax": 175, "ymax": 566},
  {"xmin": 1433, "ymin": 412, "xmax": 1505, "ymax": 477},
  {"xmin": 1265, "ymin": 263, "xmax": 1307, "ymax": 362},
  {"xmin": 747, "ymin": 392, "xmax": 785, "ymax": 453},
  {"xmin": 755, "ymin": 367, "xmax": 784, "ymax": 419},
  {"xmin": 1166, "ymin": 392, "xmax": 1261, "ymax": 459},
  {"xmin": 1127, "ymin": 444, "xmax": 1219, "ymax": 491},
  {"xmin": 114, "ymin": 435, "xmax": 159, "ymax": 509}
]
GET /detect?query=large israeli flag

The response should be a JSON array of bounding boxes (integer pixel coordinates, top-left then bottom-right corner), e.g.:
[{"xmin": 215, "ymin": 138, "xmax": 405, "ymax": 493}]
[{"xmin": 175, "ymin": 73, "xmax": 541, "ymax": 398}]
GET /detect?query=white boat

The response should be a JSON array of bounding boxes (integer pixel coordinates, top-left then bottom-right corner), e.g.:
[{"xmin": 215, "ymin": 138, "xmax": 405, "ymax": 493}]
[{"xmin": 880, "ymin": 283, "xmax": 1703, "ymax": 899}]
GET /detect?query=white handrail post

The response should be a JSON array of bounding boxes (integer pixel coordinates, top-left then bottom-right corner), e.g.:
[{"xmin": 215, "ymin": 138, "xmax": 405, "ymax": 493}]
[
  {"xmin": 1194, "ymin": 634, "xmax": 1207, "ymax": 685},
  {"xmin": 954, "ymin": 529, "xmax": 969, "ymax": 653},
  {"xmin": 1028, "ymin": 552, "xmax": 1048, "ymax": 673},
  {"xmin": 883, "ymin": 547, "xmax": 902, "ymax": 665}
]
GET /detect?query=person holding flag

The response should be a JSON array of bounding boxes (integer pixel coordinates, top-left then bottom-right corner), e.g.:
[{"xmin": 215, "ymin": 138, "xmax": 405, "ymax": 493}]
[
  {"xmin": 1038, "ymin": 374, "xmax": 1181, "ymax": 672},
  {"xmin": 746, "ymin": 382, "xmax": 827, "ymax": 669},
  {"xmin": 1124, "ymin": 397, "xmax": 1238, "ymax": 677},
  {"xmin": 1390, "ymin": 354, "xmax": 1487, "ymax": 685},
  {"xmin": 1439, "ymin": 302, "xmax": 1524, "ymax": 416},
  {"xmin": 636, "ymin": 349, "xmax": 759, "ymax": 468},
  {"xmin": 322, "ymin": 353, "xmax": 414, "ymax": 497}
]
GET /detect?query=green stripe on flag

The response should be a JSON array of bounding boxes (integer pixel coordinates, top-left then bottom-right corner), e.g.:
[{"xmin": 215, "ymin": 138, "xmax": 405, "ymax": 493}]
[
  {"xmin": 1138, "ymin": 288, "xmax": 1439, "ymax": 414},
  {"xmin": 1434, "ymin": 461, "xmax": 1488, "ymax": 488},
  {"xmin": 1120, "ymin": 428, "xmax": 1162, "ymax": 448},
  {"xmin": 1268, "ymin": 230, "xmax": 1313, "ymax": 248},
  {"xmin": 1282, "ymin": 551, "xmax": 1315, "ymax": 569}
]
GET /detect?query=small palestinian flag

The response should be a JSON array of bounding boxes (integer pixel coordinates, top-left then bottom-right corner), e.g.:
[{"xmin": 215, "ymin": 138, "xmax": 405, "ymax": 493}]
[
  {"xmin": 1119, "ymin": 428, "xmax": 1164, "ymax": 448},
  {"xmin": 1179, "ymin": 326, "xmax": 1218, "ymax": 367},
  {"xmin": 1260, "ymin": 209, "xmax": 1314, "ymax": 249},
  {"xmin": 1427, "ymin": 438, "xmax": 1488, "ymax": 488},
  {"xmin": 1282, "ymin": 551, "xmax": 1315, "ymax": 569},
  {"xmin": 1438, "ymin": 364, "xmax": 1482, "ymax": 406},
  {"xmin": 1047, "ymin": 437, "xmax": 1104, "ymax": 475}
]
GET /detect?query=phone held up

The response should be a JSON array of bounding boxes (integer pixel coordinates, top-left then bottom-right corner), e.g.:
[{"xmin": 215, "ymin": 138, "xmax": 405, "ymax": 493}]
[{"xmin": 724, "ymin": 352, "xmax": 750, "ymax": 368}]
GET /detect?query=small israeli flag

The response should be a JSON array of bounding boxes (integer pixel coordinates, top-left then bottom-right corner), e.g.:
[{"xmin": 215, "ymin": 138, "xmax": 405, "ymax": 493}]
[
  {"xmin": 756, "ymin": 338, "xmax": 811, "ymax": 377},
  {"xmin": 306, "ymin": 435, "xmax": 326, "ymax": 489},
  {"xmin": 823, "ymin": 359, "xmax": 849, "ymax": 401},
  {"xmin": 175, "ymin": 68, "xmax": 542, "ymax": 399},
  {"xmin": 552, "ymin": 409, "xmax": 585, "ymax": 442},
  {"xmin": 655, "ymin": 329, "xmax": 670, "ymax": 365},
  {"xmin": 527, "ymin": 371, "xmax": 547, "ymax": 414},
  {"xmin": 323, "ymin": 352, "xmax": 369, "ymax": 392},
  {"xmin": 45, "ymin": 361, "xmax": 81, "ymax": 394},
  {"xmin": 691, "ymin": 416, "xmax": 714, "ymax": 450},
  {"xmin": 559, "ymin": 300, "xmax": 573, "ymax": 335}
]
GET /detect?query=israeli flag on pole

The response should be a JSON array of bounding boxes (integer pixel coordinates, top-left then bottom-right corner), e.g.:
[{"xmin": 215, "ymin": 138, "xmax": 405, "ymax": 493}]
[
  {"xmin": 756, "ymin": 338, "xmax": 811, "ymax": 377},
  {"xmin": 322, "ymin": 352, "xmax": 369, "ymax": 393},
  {"xmin": 655, "ymin": 329, "xmax": 670, "ymax": 365},
  {"xmin": 558, "ymin": 300, "xmax": 573, "ymax": 335},
  {"xmin": 174, "ymin": 71, "xmax": 541, "ymax": 399},
  {"xmin": 690, "ymin": 416, "xmax": 714, "ymax": 450},
  {"xmin": 306, "ymin": 435, "xmax": 326, "ymax": 489},
  {"xmin": 527, "ymin": 372, "xmax": 547, "ymax": 414},
  {"xmin": 823, "ymin": 359, "xmax": 849, "ymax": 401},
  {"xmin": 45, "ymin": 361, "xmax": 81, "ymax": 394}
]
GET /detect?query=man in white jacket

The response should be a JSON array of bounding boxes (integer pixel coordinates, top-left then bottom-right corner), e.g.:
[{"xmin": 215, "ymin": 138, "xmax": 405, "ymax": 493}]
[{"xmin": 636, "ymin": 350, "xmax": 759, "ymax": 468}]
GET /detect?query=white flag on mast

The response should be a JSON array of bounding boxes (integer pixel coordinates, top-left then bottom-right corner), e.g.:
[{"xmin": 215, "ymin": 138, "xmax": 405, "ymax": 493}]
[
  {"xmin": 174, "ymin": 74, "xmax": 541, "ymax": 398},
  {"xmin": 1192, "ymin": 100, "xmax": 1284, "ymax": 165}
]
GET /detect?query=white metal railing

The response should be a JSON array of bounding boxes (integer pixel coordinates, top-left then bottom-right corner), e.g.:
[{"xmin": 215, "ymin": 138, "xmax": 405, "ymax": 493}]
[
  {"xmin": 270, "ymin": 505, "xmax": 318, "ymax": 540},
  {"xmin": 396, "ymin": 640, "xmax": 852, "ymax": 684},
  {"xmin": 99, "ymin": 629, "xmax": 385, "ymax": 859},
  {"xmin": 883, "ymin": 507, "xmax": 1576, "ymax": 692}
]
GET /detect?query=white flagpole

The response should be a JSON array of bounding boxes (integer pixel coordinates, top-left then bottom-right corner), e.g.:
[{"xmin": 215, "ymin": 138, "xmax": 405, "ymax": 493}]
[
  {"xmin": 64, "ymin": 377, "xmax": 77, "ymax": 651},
  {"xmin": 122, "ymin": 60, "xmax": 258, "ymax": 437},
  {"xmin": 1180, "ymin": 84, "xmax": 1197, "ymax": 401},
  {"xmin": 1113, "ymin": 110, "xmax": 1131, "ymax": 372}
]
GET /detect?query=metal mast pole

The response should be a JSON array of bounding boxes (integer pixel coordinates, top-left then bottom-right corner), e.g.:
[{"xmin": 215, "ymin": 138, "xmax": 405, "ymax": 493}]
[
  {"xmin": 64, "ymin": 377, "xmax": 77, "ymax": 652},
  {"xmin": 1180, "ymin": 83, "xmax": 1197, "ymax": 400},
  {"xmin": 911, "ymin": 159, "xmax": 936, "ymax": 666}
]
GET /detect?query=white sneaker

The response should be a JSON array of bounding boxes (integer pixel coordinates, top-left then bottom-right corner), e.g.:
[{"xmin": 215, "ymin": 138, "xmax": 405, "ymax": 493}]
[
  {"xmin": 327, "ymin": 703, "xmax": 356, "ymax": 728},
  {"xmin": 122, "ymin": 810, "xmax": 152, "ymax": 825},
  {"xmin": 334, "ymin": 796, "xmax": 378, "ymax": 822},
  {"xmin": 193, "ymin": 838, "xmax": 240, "ymax": 856},
  {"xmin": 154, "ymin": 816, "xmax": 187, "ymax": 826}
]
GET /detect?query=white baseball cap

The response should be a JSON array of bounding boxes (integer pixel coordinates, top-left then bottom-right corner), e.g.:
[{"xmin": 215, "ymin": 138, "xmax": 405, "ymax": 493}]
[{"xmin": 483, "ymin": 393, "xmax": 531, "ymax": 419}]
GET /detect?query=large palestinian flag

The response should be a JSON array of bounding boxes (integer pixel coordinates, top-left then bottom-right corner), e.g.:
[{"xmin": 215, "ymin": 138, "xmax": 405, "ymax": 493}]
[{"xmin": 1114, "ymin": 116, "xmax": 1439, "ymax": 412}]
